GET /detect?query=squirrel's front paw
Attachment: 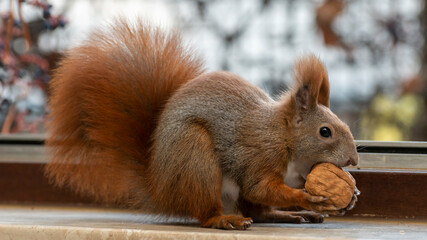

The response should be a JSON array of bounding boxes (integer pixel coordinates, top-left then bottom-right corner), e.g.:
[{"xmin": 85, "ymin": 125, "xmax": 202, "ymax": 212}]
[
  {"xmin": 300, "ymin": 191, "xmax": 340, "ymax": 213},
  {"xmin": 346, "ymin": 186, "xmax": 360, "ymax": 211},
  {"xmin": 302, "ymin": 187, "xmax": 360, "ymax": 216}
]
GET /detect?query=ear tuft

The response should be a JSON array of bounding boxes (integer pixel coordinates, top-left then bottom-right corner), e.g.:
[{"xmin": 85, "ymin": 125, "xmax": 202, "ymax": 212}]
[
  {"xmin": 293, "ymin": 54, "xmax": 330, "ymax": 108},
  {"xmin": 295, "ymin": 84, "xmax": 310, "ymax": 111}
]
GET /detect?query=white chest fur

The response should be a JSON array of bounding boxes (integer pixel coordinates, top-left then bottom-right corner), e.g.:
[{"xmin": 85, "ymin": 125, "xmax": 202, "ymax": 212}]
[
  {"xmin": 283, "ymin": 160, "xmax": 306, "ymax": 189},
  {"xmin": 221, "ymin": 176, "xmax": 240, "ymax": 214}
]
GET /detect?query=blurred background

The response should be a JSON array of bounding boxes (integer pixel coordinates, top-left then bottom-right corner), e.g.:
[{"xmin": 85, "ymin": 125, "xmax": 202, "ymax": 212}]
[{"xmin": 0, "ymin": 0, "xmax": 426, "ymax": 141}]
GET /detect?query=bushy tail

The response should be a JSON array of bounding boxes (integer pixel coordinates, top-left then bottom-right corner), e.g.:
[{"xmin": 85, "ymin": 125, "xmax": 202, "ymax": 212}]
[{"xmin": 45, "ymin": 19, "xmax": 204, "ymax": 206}]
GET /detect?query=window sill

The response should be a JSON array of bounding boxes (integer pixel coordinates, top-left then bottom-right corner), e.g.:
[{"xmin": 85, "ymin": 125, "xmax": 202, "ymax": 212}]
[{"xmin": 0, "ymin": 204, "xmax": 426, "ymax": 240}]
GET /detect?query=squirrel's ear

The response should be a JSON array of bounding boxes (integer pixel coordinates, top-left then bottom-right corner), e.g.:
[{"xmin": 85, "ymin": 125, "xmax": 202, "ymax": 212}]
[{"xmin": 291, "ymin": 55, "xmax": 330, "ymax": 110}]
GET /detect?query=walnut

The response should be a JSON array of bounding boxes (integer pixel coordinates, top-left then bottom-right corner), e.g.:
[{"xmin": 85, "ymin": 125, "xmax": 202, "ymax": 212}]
[{"xmin": 305, "ymin": 163, "xmax": 356, "ymax": 210}]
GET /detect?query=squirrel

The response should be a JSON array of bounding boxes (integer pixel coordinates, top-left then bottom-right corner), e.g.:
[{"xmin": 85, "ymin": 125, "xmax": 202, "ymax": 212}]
[{"xmin": 45, "ymin": 19, "xmax": 359, "ymax": 230}]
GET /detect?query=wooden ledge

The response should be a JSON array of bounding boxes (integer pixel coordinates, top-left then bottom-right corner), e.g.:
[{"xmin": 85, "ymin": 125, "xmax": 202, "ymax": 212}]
[{"xmin": 1, "ymin": 205, "xmax": 426, "ymax": 240}]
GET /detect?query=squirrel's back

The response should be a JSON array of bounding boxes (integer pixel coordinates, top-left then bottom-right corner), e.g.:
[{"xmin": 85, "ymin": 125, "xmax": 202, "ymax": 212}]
[{"xmin": 45, "ymin": 19, "xmax": 204, "ymax": 205}]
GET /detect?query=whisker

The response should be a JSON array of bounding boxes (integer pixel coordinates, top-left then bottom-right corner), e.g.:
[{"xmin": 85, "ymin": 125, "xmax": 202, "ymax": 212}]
[{"xmin": 357, "ymin": 145, "xmax": 368, "ymax": 152}]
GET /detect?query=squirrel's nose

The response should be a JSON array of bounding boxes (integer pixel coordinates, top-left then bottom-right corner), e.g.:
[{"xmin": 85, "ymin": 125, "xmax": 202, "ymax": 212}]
[{"xmin": 347, "ymin": 156, "xmax": 358, "ymax": 166}]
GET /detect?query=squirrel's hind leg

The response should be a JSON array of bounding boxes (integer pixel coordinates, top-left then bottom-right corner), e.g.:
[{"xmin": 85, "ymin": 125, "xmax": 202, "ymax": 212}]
[
  {"xmin": 238, "ymin": 197, "xmax": 323, "ymax": 224},
  {"xmin": 149, "ymin": 123, "xmax": 252, "ymax": 230},
  {"xmin": 254, "ymin": 209, "xmax": 324, "ymax": 223}
]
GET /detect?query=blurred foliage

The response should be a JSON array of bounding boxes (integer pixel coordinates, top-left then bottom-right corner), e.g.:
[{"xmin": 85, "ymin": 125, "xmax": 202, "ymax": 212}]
[
  {"xmin": 0, "ymin": 0, "xmax": 66, "ymax": 134},
  {"xmin": 1, "ymin": 0, "xmax": 427, "ymax": 142}
]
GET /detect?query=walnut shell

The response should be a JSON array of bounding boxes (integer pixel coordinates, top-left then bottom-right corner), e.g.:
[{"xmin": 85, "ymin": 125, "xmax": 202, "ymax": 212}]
[{"xmin": 305, "ymin": 163, "xmax": 356, "ymax": 210}]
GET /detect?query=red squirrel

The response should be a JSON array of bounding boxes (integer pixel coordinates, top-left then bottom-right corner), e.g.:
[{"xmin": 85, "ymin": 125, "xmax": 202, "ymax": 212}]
[{"xmin": 45, "ymin": 19, "xmax": 359, "ymax": 230}]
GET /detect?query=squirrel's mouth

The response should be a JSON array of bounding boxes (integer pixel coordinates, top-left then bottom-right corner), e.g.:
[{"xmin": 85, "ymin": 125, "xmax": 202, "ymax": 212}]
[
  {"xmin": 302, "ymin": 172, "xmax": 308, "ymax": 181},
  {"xmin": 301, "ymin": 162, "xmax": 324, "ymax": 181}
]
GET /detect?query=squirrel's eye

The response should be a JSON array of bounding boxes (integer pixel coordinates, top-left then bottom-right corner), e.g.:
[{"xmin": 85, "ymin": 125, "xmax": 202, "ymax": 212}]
[{"xmin": 319, "ymin": 127, "xmax": 332, "ymax": 138}]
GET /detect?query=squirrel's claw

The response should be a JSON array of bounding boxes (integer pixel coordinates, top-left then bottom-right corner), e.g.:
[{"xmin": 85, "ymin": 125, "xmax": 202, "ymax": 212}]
[
  {"xmin": 354, "ymin": 187, "xmax": 361, "ymax": 196},
  {"xmin": 346, "ymin": 187, "xmax": 360, "ymax": 211}
]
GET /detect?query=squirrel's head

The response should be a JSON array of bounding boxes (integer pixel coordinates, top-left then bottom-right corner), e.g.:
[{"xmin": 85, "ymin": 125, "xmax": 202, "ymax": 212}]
[{"xmin": 282, "ymin": 55, "xmax": 358, "ymax": 176}]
